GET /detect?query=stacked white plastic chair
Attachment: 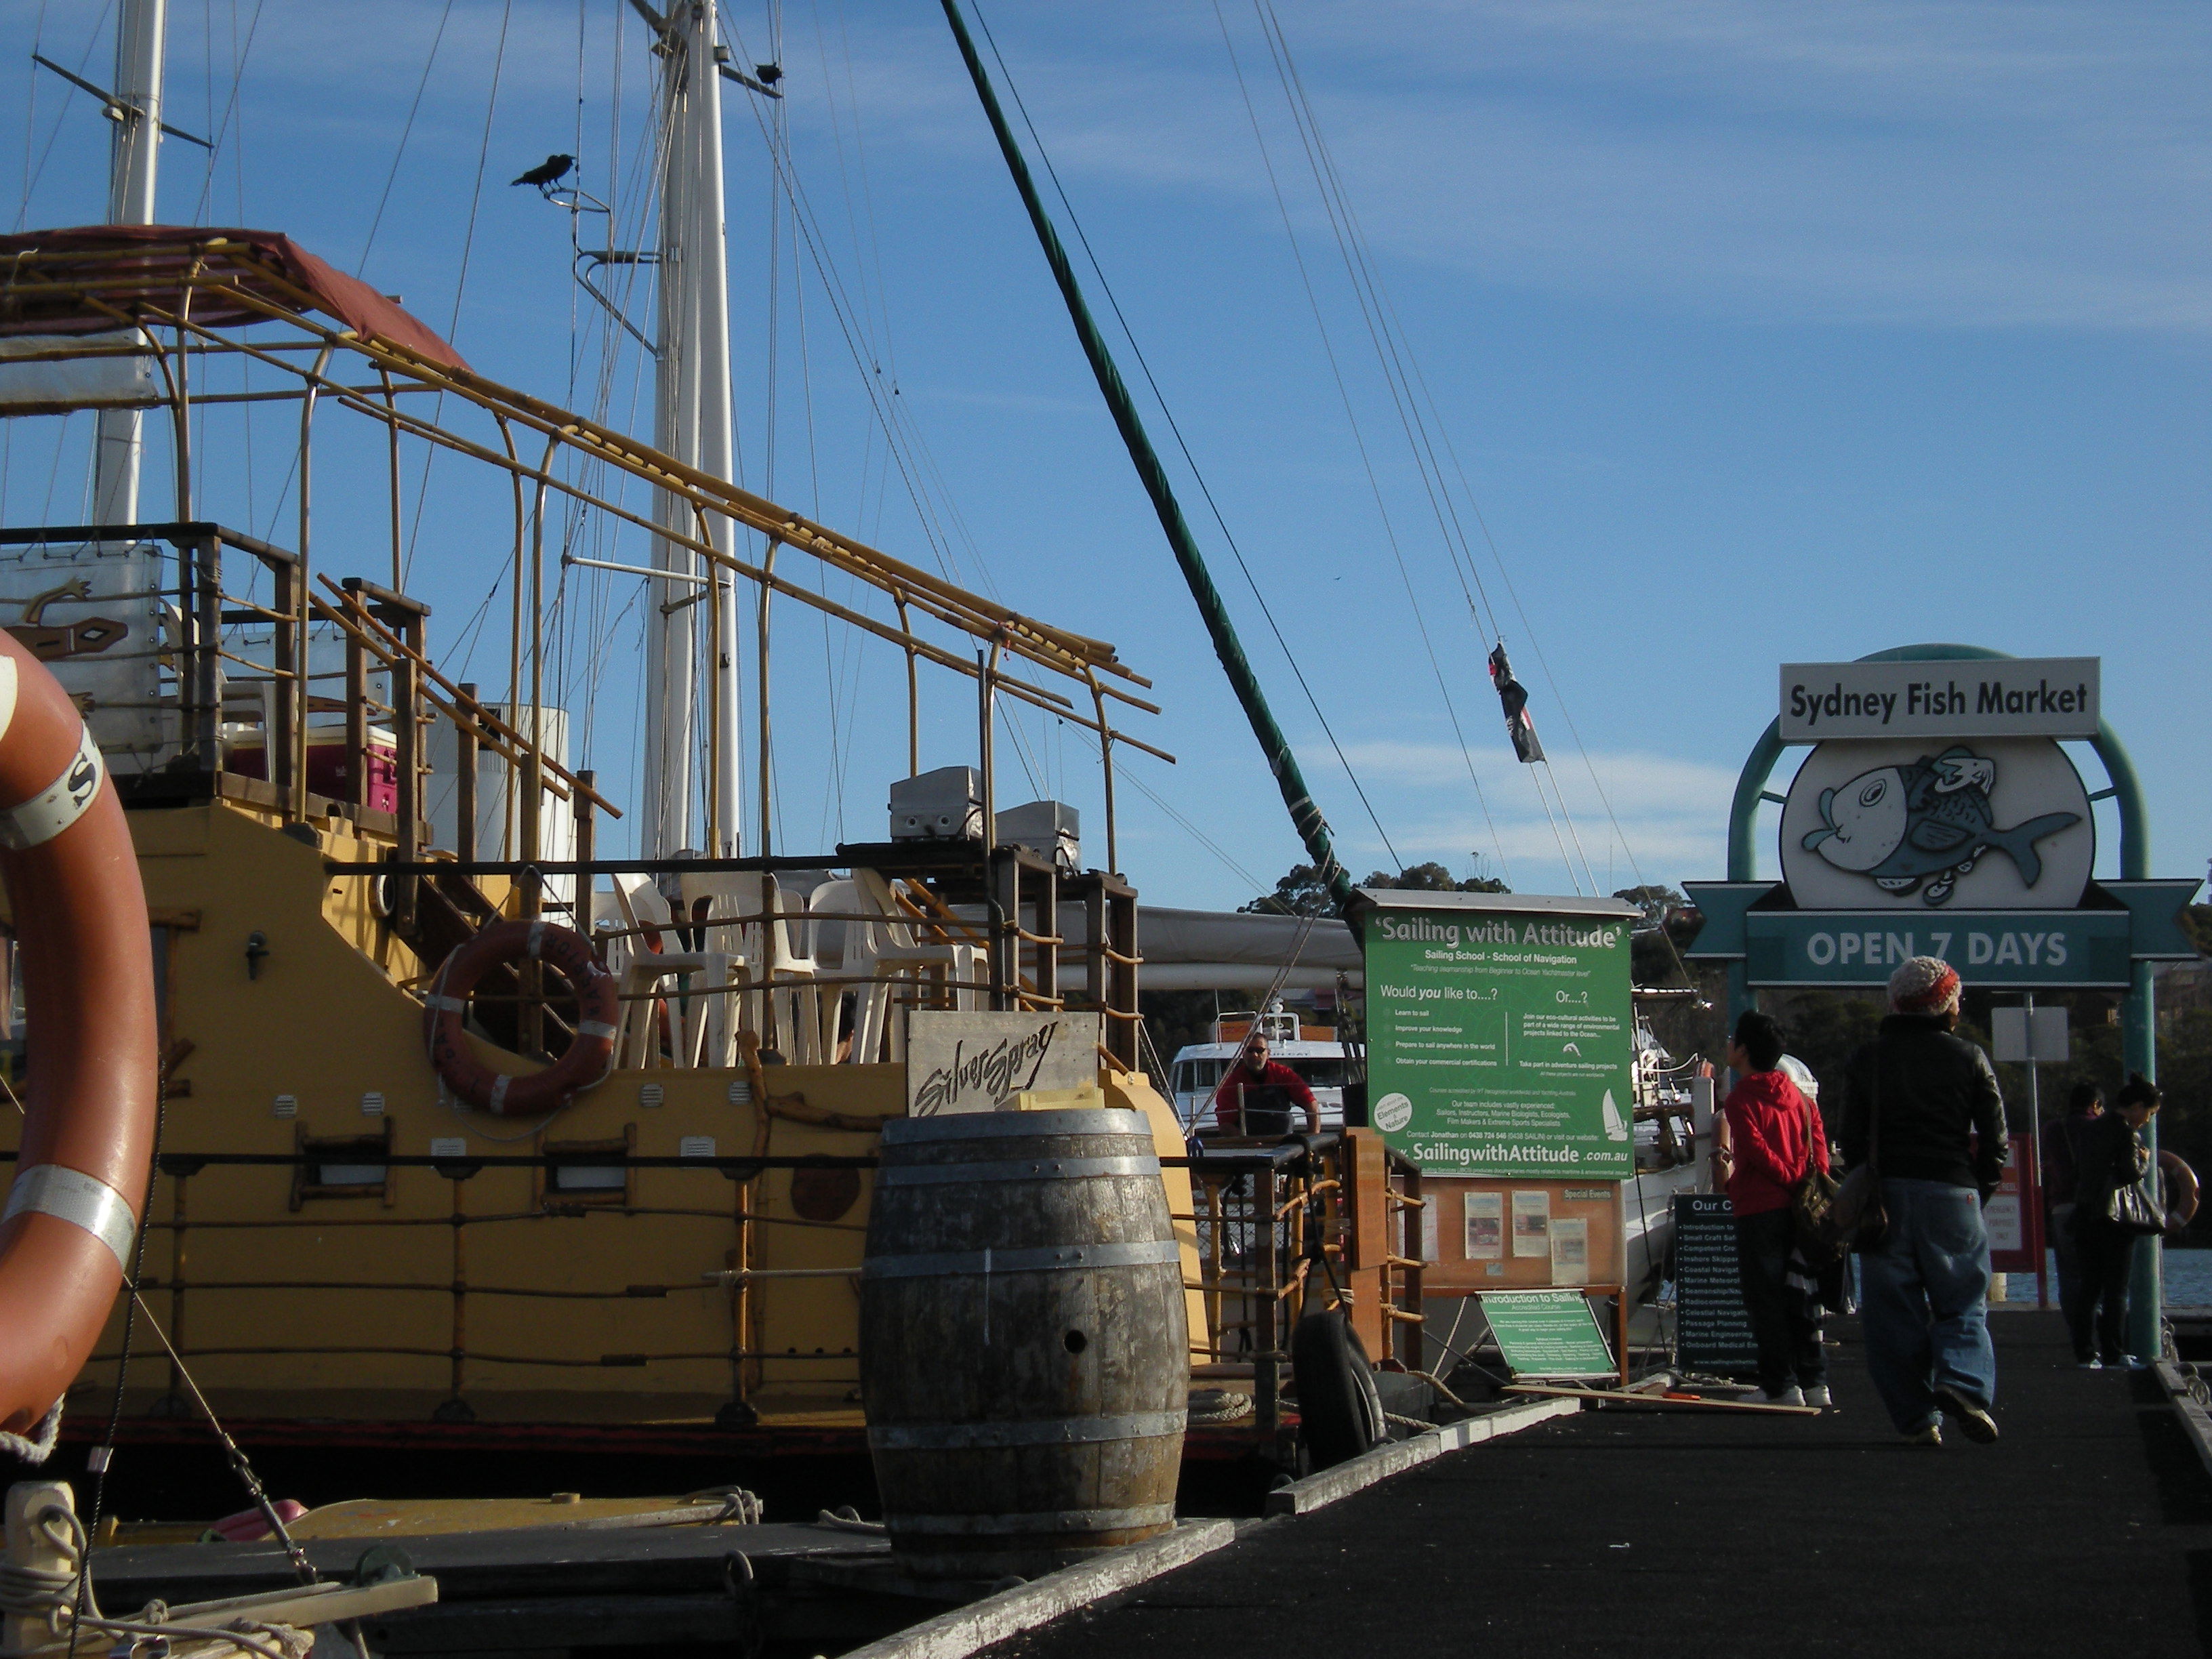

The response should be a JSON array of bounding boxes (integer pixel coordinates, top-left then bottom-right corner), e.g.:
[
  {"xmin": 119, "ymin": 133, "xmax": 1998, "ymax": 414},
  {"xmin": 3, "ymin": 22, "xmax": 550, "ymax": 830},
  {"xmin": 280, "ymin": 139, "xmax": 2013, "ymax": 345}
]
[
  {"xmin": 815, "ymin": 870, "xmax": 984, "ymax": 1064},
  {"xmin": 676, "ymin": 871, "xmax": 825, "ymax": 1064},
  {"xmin": 609, "ymin": 871, "xmax": 747, "ymax": 1068}
]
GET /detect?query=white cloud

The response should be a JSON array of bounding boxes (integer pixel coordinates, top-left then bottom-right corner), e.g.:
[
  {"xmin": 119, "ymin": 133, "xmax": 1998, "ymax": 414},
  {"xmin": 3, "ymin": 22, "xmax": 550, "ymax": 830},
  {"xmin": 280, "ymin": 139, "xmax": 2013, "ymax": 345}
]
[{"xmin": 828, "ymin": 0, "xmax": 2212, "ymax": 333}]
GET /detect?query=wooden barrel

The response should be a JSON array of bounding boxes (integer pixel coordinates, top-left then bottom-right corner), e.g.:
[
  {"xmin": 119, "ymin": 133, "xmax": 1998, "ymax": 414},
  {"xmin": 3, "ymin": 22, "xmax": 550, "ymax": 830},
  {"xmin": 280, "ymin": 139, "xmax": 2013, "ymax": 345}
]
[{"xmin": 860, "ymin": 1107, "xmax": 1189, "ymax": 1579}]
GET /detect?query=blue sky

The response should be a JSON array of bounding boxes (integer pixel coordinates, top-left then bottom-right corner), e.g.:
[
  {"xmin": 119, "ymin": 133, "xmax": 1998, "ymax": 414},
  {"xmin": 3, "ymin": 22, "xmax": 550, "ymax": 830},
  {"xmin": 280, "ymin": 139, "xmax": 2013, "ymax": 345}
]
[{"xmin": 1, "ymin": 0, "xmax": 2205, "ymax": 909}]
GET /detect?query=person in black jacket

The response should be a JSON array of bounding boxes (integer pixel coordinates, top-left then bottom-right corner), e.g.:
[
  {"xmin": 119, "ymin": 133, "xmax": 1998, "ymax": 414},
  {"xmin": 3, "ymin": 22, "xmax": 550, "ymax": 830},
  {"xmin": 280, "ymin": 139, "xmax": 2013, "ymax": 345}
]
[
  {"xmin": 2040, "ymin": 1084, "xmax": 2104, "ymax": 1351},
  {"xmin": 1837, "ymin": 956, "xmax": 2008, "ymax": 1447},
  {"xmin": 2068, "ymin": 1073, "xmax": 2160, "ymax": 1370}
]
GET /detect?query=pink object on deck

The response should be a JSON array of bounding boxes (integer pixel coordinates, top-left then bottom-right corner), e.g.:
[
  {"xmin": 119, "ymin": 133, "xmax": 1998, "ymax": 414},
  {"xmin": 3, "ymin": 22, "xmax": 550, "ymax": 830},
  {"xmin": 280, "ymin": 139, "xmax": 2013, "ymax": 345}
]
[{"xmin": 207, "ymin": 1499, "xmax": 308, "ymax": 1542}]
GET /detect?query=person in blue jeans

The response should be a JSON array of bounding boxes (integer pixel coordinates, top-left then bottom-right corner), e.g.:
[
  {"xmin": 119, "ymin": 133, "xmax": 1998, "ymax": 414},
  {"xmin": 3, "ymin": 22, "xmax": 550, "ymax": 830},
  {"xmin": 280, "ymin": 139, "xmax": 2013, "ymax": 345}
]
[{"xmin": 1837, "ymin": 957, "xmax": 2009, "ymax": 1447}]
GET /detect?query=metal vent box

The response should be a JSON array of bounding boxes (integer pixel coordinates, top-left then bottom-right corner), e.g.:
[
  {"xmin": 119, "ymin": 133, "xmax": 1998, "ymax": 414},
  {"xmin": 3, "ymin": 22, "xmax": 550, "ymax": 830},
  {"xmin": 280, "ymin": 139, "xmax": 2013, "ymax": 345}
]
[
  {"xmin": 889, "ymin": 766, "xmax": 984, "ymax": 840},
  {"xmin": 996, "ymin": 798, "xmax": 1080, "ymax": 871}
]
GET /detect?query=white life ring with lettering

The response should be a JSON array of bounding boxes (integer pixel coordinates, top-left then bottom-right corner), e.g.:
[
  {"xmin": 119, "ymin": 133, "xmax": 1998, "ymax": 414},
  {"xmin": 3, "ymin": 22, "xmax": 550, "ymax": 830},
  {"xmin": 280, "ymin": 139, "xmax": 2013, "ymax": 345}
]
[{"xmin": 0, "ymin": 633, "xmax": 158, "ymax": 1441}]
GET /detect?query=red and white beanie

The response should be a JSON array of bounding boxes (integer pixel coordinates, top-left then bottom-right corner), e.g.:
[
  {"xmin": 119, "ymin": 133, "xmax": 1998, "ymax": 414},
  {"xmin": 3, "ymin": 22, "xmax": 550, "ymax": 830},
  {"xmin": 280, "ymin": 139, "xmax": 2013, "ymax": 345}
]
[{"xmin": 1888, "ymin": 955, "xmax": 1961, "ymax": 1015}]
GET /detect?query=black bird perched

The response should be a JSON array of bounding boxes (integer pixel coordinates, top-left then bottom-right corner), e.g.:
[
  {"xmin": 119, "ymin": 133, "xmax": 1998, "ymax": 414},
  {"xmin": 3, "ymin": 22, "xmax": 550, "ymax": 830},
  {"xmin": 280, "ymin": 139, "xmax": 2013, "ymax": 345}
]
[
  {"xmin": 510, "ymin": 153, "xmax": 575, "ymax": 189},
  {"xmin": 754, "ymin": 62, "xmax": 782, "ymax": 84}
]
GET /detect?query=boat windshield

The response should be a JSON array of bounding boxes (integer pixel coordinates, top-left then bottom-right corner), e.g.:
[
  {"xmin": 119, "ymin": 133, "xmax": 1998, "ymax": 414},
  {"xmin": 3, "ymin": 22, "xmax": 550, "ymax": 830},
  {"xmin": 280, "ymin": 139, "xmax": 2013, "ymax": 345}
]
[{"xmin": 1174, "ymin": 1054, "xmax": 1345, "ymax": 1093}]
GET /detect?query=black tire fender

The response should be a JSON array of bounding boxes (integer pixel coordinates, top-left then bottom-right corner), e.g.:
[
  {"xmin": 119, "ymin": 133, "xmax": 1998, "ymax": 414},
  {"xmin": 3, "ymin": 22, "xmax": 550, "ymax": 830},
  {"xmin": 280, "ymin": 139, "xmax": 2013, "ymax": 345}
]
[{"xmin": 1290, "ymin": 1309, "xmax": 1387, "ymax": 1470}]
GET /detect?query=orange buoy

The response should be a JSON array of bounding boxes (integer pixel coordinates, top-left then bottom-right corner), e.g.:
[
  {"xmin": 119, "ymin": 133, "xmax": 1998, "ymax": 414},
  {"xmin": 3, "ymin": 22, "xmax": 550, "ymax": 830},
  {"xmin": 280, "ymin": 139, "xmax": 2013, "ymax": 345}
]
[
  {"xmin": 0, "ymin": 633, "xmax": 157, "ymax": 1443},
  {"xmin": 424, "ymin": 919, "xmax": 617, "ymax": 1115}
]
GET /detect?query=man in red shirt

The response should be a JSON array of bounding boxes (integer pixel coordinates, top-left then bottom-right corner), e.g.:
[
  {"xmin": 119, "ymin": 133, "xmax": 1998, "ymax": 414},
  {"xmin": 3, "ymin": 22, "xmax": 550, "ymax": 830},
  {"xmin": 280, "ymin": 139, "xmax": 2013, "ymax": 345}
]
[
  {"xmin": 1723, "ymin": 1009, "xmax": 1829, "ymax": 1408},
  {"xmin": 1211, "ymin": 1036, "xmax": 1319, "ymax": 1136}
]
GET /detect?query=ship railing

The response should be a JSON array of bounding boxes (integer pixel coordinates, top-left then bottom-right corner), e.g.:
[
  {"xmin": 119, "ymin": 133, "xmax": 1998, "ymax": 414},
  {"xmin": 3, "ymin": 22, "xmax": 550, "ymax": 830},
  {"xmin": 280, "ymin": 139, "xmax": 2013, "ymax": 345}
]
[
  {"xmin": 323, "ymin": 844, "xmax": 1145, "ymax": 1069},
  {"xmin": 0, "ymin": 522, "xmax": 612, "ymax": 939},
  {"xmin": 30, "ymin": 1132, "xmax": 1421, "ymax": 1440},
  {"xmin": 1174, "ymin": 1132, "xmax": 1423, "ymax": 1437},
  {"xmin": 28, "ymin": 1145, "xmax": 871, "ymax": 1429}
]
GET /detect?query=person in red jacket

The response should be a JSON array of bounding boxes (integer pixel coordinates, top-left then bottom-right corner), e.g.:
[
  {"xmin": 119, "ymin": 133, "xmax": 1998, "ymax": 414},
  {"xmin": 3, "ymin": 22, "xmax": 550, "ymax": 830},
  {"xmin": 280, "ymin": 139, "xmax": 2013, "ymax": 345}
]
[
  {"xmin": 1723, "ymin": 1009, "xmax": 1830, "ymax": 1408},
  {"xmin": 1211, "ymin": 1036, "xmax": 1319, "ymax": 1136}
]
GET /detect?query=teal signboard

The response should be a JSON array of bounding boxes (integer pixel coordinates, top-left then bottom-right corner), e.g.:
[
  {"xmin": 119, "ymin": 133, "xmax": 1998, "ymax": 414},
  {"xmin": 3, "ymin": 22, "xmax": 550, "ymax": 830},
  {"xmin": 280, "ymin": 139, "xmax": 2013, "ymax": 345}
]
[
  {"xmin": 1743, "ymin": 909, "xmax": 2134, "ymax": 988},
  {"xmin": 1479, "ymin": 1288, "xmax": 1618, "ymax": 1379},
  {"xmin": 1363, "ymin": 903, "xmax": 1634, "ymax": 1179}
]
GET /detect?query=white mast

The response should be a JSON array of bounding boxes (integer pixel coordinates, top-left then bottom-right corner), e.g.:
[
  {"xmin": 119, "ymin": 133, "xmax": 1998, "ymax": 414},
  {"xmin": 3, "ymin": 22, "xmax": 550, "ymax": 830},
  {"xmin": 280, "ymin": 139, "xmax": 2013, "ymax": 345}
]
[
  {"xmin": 641, "ymin": 0, "xmax": 739, "ymax": 857},
  {"xmin": 92, "ymin": 0, "xmax": 165, "ymax": 526}
]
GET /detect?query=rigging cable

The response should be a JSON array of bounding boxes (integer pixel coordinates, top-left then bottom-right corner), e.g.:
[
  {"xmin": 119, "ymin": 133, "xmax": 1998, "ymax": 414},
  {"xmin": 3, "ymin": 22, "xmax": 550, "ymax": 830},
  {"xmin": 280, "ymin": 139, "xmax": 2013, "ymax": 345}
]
[
  {"xmin": 187, "ymin": 0, "xmax": 265, "ymax": 222},
  {"xmin": 969, "ymin": 1, "xmax": 1406, "ymax": 874},
  {"xmin": 354, "ymin": 0, "xmax": 457, "ymax": 276},
  {"xmin": 1214, "ymin": 0, "xmax": 1510, "ymax": 888},
  {"xmin": 1254, "ymin": 2, "xmax": 1618, "ymax": 897}
]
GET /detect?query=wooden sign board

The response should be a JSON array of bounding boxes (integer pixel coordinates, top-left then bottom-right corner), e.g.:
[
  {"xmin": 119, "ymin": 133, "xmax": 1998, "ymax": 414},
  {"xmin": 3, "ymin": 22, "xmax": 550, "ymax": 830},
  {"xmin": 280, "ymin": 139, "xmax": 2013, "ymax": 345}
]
[
  {"xmin": 904, "ymin": 1010, "xmax": 1103, "ymax": 1115},
  {"xmin": 1415, "ymin": 1176, "xmax": 1625, "ymax": 1293}
]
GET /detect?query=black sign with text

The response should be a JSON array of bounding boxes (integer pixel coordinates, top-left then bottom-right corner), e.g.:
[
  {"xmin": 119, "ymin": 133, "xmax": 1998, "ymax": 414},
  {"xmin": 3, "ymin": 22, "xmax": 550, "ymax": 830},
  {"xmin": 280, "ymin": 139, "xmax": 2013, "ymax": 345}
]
[{"xmin": 1673, "ymin": 1193, "xmax": 1759, "ymax": 1376}]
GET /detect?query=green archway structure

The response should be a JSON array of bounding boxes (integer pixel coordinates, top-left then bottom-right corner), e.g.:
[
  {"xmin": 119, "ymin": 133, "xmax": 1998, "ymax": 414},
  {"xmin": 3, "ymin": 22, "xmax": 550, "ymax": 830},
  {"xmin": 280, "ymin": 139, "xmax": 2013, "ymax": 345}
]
[{"xmin": 1697, "ymin": 642, "xmax": 2184, "ymax": 1361}]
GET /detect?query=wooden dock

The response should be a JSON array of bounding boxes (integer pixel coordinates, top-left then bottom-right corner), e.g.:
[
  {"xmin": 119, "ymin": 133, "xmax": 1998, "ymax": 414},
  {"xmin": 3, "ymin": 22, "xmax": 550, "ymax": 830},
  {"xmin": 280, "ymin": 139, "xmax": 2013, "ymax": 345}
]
[{"xmin": 980, "ymin": 1311, "xmax": 2212, "ymax": 1659}]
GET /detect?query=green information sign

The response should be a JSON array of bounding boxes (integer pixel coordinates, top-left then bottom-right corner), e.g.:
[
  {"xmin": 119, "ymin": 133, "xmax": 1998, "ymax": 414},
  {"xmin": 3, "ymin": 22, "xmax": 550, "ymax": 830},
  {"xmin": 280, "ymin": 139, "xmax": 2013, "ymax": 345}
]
[
  {"xmin": 1363, "ymin": 901, "xmax": 1635, "ymax": 1179},
  {"xmin": 1479, "ymin": 1289, "xmax": 1618, "ymax": 1378}
]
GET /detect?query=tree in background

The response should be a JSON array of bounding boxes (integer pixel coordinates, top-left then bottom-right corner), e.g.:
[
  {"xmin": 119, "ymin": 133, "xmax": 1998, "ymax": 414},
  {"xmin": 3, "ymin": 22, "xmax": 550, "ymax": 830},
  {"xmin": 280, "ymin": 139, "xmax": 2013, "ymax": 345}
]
[
  {"xmin": 1241, "ymin": 863, "xmax": 1338, "ymax": 918},
  {"xmin": 1242, "ymin": 859, "xmax": 1509, "ymax": 916}
]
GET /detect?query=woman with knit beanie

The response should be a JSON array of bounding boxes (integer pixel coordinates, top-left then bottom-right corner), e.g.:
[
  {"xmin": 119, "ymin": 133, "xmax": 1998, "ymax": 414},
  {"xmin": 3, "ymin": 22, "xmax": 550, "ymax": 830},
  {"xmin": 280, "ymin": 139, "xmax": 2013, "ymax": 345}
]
[{"xmin": 1836, "ymin": 956, "xmax": 2009, "ymax": 1447}]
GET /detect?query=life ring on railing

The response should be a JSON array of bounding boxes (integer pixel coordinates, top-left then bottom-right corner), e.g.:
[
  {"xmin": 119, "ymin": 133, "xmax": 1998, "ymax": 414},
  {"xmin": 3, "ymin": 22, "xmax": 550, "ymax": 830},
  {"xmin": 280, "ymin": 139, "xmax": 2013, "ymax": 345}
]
[
  {"xmin": 0, "ymin": 632, "xmax": 159, "ymax": 1442},
  {"xmin": 424, "ymin": 918, "xmax": 618, "ymax": 1116}
]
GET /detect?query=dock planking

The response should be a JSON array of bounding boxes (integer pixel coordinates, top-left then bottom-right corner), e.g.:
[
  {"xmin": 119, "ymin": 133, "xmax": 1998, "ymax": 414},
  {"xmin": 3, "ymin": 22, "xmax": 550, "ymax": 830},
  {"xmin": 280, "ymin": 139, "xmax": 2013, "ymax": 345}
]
[{"xmin": 981, "ymin": 1313, "xmax": 2212, "ymax": 1659}]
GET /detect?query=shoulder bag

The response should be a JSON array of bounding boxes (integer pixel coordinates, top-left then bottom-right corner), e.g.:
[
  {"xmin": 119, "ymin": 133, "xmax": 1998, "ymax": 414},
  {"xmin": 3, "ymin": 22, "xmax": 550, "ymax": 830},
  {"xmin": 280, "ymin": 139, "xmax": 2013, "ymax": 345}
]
[
  {"xmin": 1795, "ymin": 1053, "xmax": 1889, "ymax": 1263},
  {"xmin": 2104, "ymin": 1129, "xmax": 2167, "ymax": 1237}
]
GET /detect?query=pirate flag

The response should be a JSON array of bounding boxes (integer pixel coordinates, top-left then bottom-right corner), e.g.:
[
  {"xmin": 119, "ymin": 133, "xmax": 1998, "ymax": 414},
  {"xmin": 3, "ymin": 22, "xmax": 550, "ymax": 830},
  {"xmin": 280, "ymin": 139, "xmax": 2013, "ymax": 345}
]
[{"xmin": 1488, "ymin": 642, "xmax": 1546, "ymax": 764}]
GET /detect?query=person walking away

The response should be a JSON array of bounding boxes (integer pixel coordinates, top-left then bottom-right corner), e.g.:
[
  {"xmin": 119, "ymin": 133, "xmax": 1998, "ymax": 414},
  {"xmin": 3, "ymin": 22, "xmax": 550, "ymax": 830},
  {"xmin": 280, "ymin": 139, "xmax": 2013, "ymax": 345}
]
[
  {"xmin": 2068, "ymin": 1073, "xmax": 2161, "ymax": 1370},
  {"xmin": 1210, "ymin": 1035, "xmax": 1319, "ymax": 1136},
  {"xmin": 1838, "ymin": 957, "xmax": 2008, "ymax": 1446},
  {"xmin": 2041, "ymin": 1084, "xmax": 2104, "ymax": 1355},
  {"xmin": 1721, "ymin": 1012, "xmax": 1830, "ymax": 1408}
]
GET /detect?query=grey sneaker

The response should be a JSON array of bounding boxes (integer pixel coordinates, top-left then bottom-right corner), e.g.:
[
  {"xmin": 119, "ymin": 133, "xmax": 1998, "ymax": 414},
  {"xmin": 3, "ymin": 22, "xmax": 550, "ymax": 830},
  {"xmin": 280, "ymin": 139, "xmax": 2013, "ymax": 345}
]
[
  {"xmin": 1763, "ymin": 1385, "xmax": 1806, "ymax": 1408},
  {"xmin": 1933, "ymin": 1387, "xmax": 1999, "ymax": 1444},
  {"xmin": 1802, "ymin": 1383, "xmax": 1833, "ymax": 1408},
  {"xmin": 2076, "ymin": 1358, "xmax": 2103, "ymax": 1370},
  {"xmin": 1905, "ymin": 1418, "xmax": 1942, "ymax": 1446}
]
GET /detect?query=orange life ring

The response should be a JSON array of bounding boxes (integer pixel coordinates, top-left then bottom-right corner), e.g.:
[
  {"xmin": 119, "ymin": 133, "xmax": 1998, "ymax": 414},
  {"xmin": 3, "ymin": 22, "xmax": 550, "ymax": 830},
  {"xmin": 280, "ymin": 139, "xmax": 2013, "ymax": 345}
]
[
  {"xmin": 424, "ymin": 918, "xmax": 618, "ymax": 1115},
  {"xmin": 0, "ymin": 633, "xmax": 158, "ymax": 1441}
]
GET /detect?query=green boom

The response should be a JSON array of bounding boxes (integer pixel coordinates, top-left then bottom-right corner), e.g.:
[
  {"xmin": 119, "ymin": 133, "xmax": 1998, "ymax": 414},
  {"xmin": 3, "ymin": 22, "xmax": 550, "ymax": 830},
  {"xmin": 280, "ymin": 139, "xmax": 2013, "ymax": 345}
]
[{"xmin": 941, "ymin": 0, "xmax": 1351, "ymax": 912}]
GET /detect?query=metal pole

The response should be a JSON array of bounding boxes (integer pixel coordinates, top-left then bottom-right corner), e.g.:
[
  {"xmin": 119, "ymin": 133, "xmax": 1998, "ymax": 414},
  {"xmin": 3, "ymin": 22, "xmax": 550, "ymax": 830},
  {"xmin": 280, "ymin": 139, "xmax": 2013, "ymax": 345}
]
[
  {"xmin": 93, "ymin": 0, "xmax": 165, "ymax": 525},
  {"xmin": 941, "ymin": 0, "xmax": 1351, "ymax": 911},
  {"xmin": 2025, "ymin": 992, "xmax": 2047, "ymax": 1310}
]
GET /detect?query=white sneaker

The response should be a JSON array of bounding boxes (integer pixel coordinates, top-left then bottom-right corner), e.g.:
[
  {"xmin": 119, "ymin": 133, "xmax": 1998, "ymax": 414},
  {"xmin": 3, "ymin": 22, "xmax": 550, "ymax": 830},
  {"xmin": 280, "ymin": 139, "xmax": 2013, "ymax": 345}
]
[
  {"xmin": 1802, "ymin": 1383, "xmax": 1832, "ymax": 1408},
  {"xmin": 1763, "ymin": 1385, "xmax": 1806, "ymax": 1408}
]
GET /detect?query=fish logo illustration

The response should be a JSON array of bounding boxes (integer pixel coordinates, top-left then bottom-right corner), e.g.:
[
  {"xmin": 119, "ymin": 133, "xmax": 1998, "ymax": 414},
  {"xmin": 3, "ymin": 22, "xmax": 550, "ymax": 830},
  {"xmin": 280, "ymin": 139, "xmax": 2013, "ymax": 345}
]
[{"xmin": 1800, "ymin": 745, "xmax": 2081, "ymax": 907}]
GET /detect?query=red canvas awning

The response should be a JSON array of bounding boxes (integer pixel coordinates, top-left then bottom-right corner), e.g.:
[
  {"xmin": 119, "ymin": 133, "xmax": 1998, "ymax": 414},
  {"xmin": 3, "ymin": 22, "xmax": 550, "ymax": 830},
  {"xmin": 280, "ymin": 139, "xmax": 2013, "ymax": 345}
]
[{"xmin": 0, "ymin": 226, "xmax": 467, "ymax": 371}]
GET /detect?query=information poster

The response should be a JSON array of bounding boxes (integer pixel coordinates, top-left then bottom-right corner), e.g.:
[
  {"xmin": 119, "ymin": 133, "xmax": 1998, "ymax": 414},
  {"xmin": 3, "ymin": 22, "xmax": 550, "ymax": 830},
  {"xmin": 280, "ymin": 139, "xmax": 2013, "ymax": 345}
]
[
  {"xmin": 1465, "ymin": 1191, "xmax": 1503, "ymax": 1260},
  {"xmin": 1366, "ymin": 905, "xmax": 1635, "ymax": 1177},
  {"xmin": 1511, "ymin": 1190, "xmax": 1550, "ymax": 1256},
  {"xmin": 1550, "ymin": 1217, "xmax": 1589, "ymax": 1285}
]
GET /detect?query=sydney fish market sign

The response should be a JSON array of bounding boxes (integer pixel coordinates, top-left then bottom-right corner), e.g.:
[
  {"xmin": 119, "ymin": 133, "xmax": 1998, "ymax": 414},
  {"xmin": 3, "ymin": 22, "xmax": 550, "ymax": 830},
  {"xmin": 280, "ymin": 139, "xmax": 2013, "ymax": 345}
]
[
  {"xmin": 1353, "ymin": 890, "xmax": 1640, "ymax": 1178},
  {"xmin": 1691, "ymin": 652, "xmax": 2197, "ymax": 991}
]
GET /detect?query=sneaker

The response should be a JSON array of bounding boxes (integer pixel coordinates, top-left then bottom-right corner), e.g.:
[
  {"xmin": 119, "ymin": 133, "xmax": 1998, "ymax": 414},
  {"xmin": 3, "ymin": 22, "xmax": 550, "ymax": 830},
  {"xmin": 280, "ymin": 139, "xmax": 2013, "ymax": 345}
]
[
  {"xmin": 1802, "ymin": 1383, "xmax": 1832, "ymax": 1408},
  {"xmin": 1763, "ymin": 1385, "xmax": 1806, "ymax": 1408},
  {"xmin": 2125, "ymin": 1357, "xmax": 2154, "ymax": 1372},
  {"xmin": 2076, "ymin": 1358, "xmax": 2104, "ymax": 1370},
  {"xmin": 1933, "ymin": 1387, "xmax": 2000, "ymax": 1444},
  {"xmin": 1905, "ymin": 1419, "xmax": 1942, "ymax": 1446}
]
